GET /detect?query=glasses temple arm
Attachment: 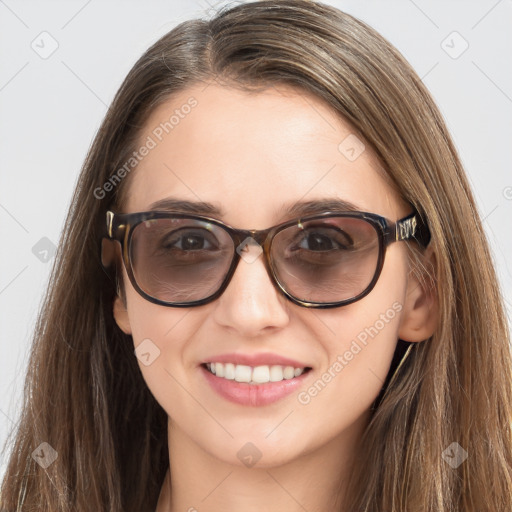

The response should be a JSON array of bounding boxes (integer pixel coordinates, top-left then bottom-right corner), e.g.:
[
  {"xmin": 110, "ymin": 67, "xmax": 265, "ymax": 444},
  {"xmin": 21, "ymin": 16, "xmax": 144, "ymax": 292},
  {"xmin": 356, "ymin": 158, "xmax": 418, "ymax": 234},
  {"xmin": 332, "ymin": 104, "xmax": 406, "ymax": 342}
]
[{"xmin": 394, "ymin": 212, "xmax": 431, "ymax": 247}]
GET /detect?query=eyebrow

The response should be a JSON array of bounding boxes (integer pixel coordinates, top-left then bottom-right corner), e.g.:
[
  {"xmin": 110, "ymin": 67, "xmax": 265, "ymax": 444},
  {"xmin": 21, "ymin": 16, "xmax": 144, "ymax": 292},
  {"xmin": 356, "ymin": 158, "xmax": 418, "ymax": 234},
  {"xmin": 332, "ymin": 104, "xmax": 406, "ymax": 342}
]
[{"xmin": 147, "ymin": 197, "xmax": 363, "ymax": 221}]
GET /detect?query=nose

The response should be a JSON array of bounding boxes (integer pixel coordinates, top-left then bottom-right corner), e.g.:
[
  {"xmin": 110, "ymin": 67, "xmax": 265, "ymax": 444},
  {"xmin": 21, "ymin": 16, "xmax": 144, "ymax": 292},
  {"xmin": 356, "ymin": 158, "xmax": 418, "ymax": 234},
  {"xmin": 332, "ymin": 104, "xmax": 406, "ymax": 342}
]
[{"xmin": 212, "ymin": 241, "xmax": 290, "ymax": 336}]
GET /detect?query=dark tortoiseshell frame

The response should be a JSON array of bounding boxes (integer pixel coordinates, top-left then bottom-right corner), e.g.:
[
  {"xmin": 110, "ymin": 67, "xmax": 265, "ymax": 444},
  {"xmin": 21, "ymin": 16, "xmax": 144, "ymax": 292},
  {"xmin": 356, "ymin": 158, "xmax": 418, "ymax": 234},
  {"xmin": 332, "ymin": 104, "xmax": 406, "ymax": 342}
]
[{"xmin": 101, "ymin": 209, "xmax": 430, "ymax": 309}]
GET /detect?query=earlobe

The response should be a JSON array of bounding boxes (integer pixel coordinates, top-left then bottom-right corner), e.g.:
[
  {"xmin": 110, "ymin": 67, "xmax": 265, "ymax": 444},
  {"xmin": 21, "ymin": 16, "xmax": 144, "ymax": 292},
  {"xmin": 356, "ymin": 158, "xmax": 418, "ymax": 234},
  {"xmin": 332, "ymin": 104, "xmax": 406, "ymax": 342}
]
[
  {"xmin": 113, "ymin": 295, "xmax": 132, "ymax": 335},
  {"xmin": 398, "ymin": 246, "xmax": 438, "ymax": 343}
]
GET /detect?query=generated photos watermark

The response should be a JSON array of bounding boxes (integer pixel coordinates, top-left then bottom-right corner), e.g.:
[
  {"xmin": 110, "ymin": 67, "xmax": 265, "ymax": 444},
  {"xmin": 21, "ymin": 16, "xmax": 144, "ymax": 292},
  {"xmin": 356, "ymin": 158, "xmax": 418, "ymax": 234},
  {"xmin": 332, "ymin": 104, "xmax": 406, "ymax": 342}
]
[
  {"xmin": 94, "ymin": 96, "xmax": 198, "ymax": 200},
  {"xmin": 297, "ymin": 301, "xmax": 403, "ymax": 405}
]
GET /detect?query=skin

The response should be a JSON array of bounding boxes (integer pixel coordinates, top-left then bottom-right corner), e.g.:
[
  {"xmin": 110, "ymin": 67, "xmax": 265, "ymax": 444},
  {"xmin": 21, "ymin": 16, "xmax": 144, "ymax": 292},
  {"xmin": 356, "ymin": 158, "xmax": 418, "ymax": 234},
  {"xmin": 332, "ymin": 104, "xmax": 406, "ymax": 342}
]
[{"xmin": 113, "ymin": 82, "xmax": 438, "ymax": 512}]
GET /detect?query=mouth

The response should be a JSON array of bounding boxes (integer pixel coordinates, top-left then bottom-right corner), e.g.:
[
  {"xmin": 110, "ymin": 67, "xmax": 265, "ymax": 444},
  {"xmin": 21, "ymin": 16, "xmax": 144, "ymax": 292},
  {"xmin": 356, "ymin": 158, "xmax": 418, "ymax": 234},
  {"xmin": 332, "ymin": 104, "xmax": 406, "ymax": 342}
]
[{"xmin": 201, "ymin": 362, "xmax": 313, "ymax": 385}]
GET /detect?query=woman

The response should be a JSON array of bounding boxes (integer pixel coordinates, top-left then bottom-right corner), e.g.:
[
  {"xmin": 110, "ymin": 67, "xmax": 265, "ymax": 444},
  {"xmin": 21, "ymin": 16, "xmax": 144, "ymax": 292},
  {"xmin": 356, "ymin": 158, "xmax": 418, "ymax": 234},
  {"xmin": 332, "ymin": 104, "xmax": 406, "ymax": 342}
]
[{"xmin": 2, "ymin": 1, "xmax": 511, "ymax": 510}]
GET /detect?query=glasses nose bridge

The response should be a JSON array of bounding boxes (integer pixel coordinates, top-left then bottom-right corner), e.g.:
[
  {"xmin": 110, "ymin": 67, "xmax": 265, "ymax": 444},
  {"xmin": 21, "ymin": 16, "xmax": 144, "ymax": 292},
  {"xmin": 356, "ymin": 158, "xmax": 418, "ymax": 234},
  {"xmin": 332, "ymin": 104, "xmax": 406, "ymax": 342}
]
[
  {"xmin": 230, "ymin": 226, "xmax": 274, "ymax": 253},
  {"xmin": 224, "ymin": 226, "xmax": 278, "ymax": 299}
]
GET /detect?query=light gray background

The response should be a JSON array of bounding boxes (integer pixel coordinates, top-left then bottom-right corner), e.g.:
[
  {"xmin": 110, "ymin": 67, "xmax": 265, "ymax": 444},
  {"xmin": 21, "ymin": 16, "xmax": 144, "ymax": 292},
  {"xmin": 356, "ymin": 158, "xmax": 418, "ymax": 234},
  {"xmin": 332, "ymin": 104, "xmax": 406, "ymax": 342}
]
[{"xmin": 1, "ymin": 0, "xmax": 511, "ymax": 479}]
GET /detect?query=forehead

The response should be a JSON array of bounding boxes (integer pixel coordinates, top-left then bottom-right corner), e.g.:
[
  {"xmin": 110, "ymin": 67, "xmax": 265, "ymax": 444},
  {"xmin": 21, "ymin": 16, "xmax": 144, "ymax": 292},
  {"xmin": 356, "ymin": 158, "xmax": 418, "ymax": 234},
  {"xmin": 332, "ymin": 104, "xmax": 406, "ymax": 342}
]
[{"xmin": 124, "ymin": 83, "xmax": 406, "ymax": 227}]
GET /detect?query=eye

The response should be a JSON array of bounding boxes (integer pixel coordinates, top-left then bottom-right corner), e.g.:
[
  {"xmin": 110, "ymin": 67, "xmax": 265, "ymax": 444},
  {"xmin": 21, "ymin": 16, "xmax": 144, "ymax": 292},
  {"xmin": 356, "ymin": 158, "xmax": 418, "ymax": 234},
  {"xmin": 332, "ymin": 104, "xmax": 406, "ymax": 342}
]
[
  {"xmin": 292, "ymin": 227, "xmax": 354, "ymax": 252},
  {"xmin": 162, "ymin": 228, "xmax": 219, "ymax": 251}
]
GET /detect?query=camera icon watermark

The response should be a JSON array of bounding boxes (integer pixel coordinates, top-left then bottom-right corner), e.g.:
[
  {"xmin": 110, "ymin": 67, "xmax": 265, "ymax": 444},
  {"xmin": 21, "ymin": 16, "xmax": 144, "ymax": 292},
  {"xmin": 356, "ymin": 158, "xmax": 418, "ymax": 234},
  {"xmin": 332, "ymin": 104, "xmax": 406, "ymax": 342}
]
[
  {"xmin": 503, "ymin": 186, "xmax": 512, "ymax": 200},
  {"xmin": 237, "ymin": 441, "xmax": 262, "ymax": 468},
  {"xmin": 441, "ymin": 31, "xmax": 469, "ymax": 59},
  {"xmin": 442, "ymin": 441, "xmax": 468, "ymax": 468},
  {"xmin": 31, "ymin": 442, "xmax": 58, "ymax": 469},
  {"xmin": 236, "ymin": 237, "xmax": 263, "ymax": 264},
  {"xmin": 135, "ymin": 338, "xmax": 161, "ymax": 366},
  {"xmin": 31, "ymin": 31, "xmax": 59, "ymax": 60},
  {"xmin": 338, "ymin": 134, "xmax": 365, "ymax": 162}
]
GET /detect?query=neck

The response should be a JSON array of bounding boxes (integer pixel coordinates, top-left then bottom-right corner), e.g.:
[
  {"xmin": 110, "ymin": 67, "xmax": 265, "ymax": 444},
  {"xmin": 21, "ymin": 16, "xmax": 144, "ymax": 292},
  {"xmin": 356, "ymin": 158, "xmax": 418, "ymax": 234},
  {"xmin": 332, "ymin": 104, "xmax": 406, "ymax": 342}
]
[{"xmin": 156, "ymin": 410, "xmax": 371, "ymax": 512}]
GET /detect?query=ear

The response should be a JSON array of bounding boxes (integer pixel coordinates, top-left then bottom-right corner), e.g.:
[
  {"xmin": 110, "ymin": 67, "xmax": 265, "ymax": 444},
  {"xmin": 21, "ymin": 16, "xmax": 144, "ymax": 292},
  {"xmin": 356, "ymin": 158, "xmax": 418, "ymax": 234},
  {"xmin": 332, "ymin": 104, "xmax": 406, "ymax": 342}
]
[
  {"xmin": 398, "ymin": 246, "xmax": 438, "ymax": 343},
  {"xmin": 113, "ymin": 294, "xmax": 132, "ymax": 335}
]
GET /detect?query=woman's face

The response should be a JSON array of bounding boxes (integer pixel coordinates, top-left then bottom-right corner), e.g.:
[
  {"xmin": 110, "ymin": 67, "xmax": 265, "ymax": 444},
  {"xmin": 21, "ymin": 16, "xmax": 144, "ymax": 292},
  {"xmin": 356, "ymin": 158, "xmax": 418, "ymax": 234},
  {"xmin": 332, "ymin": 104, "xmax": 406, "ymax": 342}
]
[{"xmin": 113, "ymin": 82, "xmax": 426, "ymax": 468}]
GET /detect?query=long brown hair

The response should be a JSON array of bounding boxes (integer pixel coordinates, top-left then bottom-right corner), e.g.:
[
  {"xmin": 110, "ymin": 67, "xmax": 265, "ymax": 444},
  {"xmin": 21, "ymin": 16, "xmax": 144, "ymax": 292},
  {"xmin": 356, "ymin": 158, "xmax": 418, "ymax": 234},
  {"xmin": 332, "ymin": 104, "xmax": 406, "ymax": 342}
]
[{"xmin": 2, "ymin": 1, "xmax": 512, "ymax": 510}]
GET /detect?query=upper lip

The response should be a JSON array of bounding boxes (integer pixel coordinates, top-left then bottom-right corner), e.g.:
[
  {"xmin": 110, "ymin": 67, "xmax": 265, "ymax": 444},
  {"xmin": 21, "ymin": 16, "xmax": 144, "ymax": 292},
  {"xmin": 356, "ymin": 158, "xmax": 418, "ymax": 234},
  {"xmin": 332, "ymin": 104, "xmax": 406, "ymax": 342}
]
[{"xmin": 202, "ymin": 352, "xmax": 311, "ymax": 369}]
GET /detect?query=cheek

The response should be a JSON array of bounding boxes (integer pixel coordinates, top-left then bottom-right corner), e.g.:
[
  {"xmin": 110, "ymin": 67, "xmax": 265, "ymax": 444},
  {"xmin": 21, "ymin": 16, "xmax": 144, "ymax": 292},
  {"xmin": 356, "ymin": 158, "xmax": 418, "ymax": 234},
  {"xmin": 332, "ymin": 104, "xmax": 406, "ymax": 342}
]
[
  {"xmin": 302, "ymin": 299, "xmax": 403, "ymax": 417},
  {"xmin": 123, "ymin": 287, "xmax": 197, "ymax": 411},
  {"xmin": 302, "ymin": 246, "xmax": 409, "ymax": 415}
]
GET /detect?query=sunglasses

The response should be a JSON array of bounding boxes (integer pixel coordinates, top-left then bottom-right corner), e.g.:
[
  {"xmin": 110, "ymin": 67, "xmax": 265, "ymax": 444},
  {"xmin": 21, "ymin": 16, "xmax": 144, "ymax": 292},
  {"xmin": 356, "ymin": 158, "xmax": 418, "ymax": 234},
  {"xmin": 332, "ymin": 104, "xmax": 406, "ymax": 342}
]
[{"xmin": 100, "ymin": 209, "xmax": 430, "ymax": 309}]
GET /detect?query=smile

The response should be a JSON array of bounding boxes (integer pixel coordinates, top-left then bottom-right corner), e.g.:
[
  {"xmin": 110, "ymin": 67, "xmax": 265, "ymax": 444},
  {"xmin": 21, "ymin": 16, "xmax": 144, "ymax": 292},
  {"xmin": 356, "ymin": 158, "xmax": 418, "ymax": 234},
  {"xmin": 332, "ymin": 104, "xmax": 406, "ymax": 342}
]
[
  {"xmin": 200, "ymin": 363, "xmax": 313, "ymax": 406},
  {"xmin": 204, "ymin": 362, "xmax": 311, "ymax": 384}
]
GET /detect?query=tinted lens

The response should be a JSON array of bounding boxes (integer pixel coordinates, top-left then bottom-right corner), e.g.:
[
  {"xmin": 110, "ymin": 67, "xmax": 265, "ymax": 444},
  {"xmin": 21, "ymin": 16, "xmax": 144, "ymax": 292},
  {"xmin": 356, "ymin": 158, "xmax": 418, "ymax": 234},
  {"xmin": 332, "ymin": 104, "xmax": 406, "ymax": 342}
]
[
  {"xmin": 130, "ymin": 218, "xmax": 234, "ymax": 303},
  {"xmin": 128, "ymin": 215, "xmax": 381, "ymax": 306},
  {"xmin": 271, "ymin": 216, "xmax": 381, "ymax": 303}
]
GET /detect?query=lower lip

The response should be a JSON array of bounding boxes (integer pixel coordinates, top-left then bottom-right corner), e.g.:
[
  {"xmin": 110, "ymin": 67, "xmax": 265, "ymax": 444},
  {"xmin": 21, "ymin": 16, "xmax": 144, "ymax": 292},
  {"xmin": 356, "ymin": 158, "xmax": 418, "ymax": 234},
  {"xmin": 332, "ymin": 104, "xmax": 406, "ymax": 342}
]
[{"xmin": 200, "ymin": 364, "xmax": 312, "ymax": 406}]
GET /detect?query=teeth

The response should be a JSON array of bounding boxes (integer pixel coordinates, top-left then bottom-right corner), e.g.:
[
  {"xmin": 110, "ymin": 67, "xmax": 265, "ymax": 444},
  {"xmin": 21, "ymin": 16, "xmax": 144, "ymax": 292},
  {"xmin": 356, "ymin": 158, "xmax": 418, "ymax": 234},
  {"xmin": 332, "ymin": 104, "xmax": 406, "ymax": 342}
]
[
  {"xmin": 205, "ymin": 362, "xmax": 307, "ymax": 384},
  {"xmin": 224, "ymin": 363, "xmax": 235, "ymax": 380},
  {"xmin": 215, "ymin": 362, "xmax": 225, "ymax": 378},
  {"xmin": 235, "ymin": 364, "xmax": 252, "ymax": 383}
]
